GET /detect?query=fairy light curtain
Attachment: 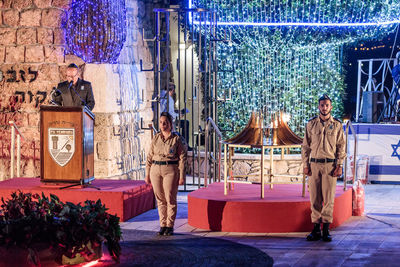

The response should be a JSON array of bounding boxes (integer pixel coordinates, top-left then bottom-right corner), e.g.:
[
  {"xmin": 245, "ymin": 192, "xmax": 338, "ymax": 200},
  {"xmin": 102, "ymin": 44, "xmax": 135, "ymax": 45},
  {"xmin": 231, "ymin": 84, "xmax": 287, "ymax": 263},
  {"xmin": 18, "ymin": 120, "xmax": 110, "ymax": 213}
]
[
  {"xmin": 190, "ymin": 0, "xmax": 400, "ymax": 136},
  {"xmin": 65, "ymin": 0, "xmax": 127, "ymax": 63}
]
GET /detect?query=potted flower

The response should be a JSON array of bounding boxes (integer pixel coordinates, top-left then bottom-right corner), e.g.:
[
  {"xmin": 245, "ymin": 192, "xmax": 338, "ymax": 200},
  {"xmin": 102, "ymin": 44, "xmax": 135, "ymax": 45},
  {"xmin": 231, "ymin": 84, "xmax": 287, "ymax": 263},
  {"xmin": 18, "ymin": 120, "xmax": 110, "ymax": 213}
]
[{"xmin": 0, "ymin": 191, "xmax": 121, "ymax": 265}]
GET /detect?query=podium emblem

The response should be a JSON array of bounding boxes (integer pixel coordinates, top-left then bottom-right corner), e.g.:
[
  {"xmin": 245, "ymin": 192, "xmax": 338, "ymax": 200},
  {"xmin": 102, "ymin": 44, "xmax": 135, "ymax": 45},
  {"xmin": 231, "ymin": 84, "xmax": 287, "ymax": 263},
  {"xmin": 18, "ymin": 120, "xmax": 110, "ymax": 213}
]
[{"xmin": 48, "ymin": 128, "xmax": 75, "ymax": 166}]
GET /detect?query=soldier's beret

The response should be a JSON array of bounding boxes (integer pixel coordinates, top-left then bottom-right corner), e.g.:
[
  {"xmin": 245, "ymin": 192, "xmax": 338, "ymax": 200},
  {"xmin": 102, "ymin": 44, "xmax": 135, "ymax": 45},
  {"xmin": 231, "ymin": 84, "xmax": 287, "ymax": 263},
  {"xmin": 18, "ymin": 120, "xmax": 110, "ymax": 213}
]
[{"xmin": 319, "ymin": 94, "xmax": 331, "ymax": 102}]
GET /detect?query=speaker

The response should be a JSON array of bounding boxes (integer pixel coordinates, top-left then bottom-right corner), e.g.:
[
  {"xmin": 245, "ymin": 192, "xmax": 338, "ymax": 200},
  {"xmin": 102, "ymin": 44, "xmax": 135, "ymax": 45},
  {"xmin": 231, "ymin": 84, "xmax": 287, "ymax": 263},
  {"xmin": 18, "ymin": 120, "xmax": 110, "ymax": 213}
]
[{"xmin": 361, "ymin": 91, "xmax": 384, "ymax": 123}]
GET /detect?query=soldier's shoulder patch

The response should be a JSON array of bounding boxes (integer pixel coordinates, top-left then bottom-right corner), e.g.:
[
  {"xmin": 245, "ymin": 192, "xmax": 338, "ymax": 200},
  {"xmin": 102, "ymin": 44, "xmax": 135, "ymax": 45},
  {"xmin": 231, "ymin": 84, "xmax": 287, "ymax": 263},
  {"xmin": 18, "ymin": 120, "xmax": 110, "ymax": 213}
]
[
  {"xmin": 173, "ymin": 131, "xmax": 188, "ymax": 146},
  {"xmin": 59, "ymin": 81, "xmax": 69, "ymax": 87},
  {"xmin": 308, "ymin": 116, "xmax": 318, "ymax": 122},
  {"xmin": 172, "ymin": 131, "xmax": 181, "ymax": 137},
  {"xmin": 81, "ymin": 80, "xmax": 91, "ymax": 86},
  {"xmin": 333, "ymin": 117, "xmax": 342, "ymax": 123}
]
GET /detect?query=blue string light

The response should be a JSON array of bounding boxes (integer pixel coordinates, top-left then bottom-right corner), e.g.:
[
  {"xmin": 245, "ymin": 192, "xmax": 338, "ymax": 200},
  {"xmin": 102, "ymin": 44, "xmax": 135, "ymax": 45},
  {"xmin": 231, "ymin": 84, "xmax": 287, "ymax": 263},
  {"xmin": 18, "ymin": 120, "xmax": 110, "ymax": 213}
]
[
  {"xmin": 189, "ymin": 0, "xmax": 400, "ymax": 27},
  {"xmin": 188, "ymin": 0, "xmax": 399, "ymax": 137},
  {"xmin": 65, "ymin": 0, "xmax": 127, "ymax": 63},
  {"xmin": 203, "ymin": 21, "xmax": 400, "ymax": 27}
]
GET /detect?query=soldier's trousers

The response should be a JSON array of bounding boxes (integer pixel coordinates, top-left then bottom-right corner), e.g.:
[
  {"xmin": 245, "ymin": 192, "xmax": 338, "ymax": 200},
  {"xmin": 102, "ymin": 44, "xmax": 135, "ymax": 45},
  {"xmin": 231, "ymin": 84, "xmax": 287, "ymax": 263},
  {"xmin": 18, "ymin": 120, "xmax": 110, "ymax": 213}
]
[
  {"xmin": 150, "ymin": 164, "xmax": 179, "ymax": 227},
  {"xmin": 309, "ymin": 162, "xmax": 337, "ymax": 223}
]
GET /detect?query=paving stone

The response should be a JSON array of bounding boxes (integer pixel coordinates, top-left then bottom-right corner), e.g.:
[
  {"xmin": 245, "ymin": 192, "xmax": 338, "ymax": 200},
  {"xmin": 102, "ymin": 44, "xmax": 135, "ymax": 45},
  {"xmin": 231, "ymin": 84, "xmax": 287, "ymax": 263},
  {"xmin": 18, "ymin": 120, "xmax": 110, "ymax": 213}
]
[
  {"xmin": 379, "ymin": 241, "xmax": 400, "ymax": 249},
  {"xmin": 355, "ymin": 241, "xmax": 383, "ymax": 250},
  {"xmin": 116, "ymin": 184, "xmax": 400, "ymax": 266},
  {"xmin": 295, "ymin": 254, "xmax": 346, "ymax": 267}
]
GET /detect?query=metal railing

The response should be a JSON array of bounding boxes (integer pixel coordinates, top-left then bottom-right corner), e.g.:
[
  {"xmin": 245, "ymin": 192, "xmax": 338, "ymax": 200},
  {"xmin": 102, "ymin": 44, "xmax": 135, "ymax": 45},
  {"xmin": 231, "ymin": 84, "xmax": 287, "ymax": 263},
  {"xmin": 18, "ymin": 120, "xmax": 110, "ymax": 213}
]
[
  {"xmin": 355, "ymin": 54, "xmax": 400, "ymax": 122},
  {"xmin": 9, "ymin": 121, "xmax": 24, "ymax": 178},
  {"xmin": 139, "ymin": 7, "xmax": 220, "ymax": 189},
  {"xmin": 204, "ymin": 117, "xmax": 223, "ymax": 187},
  {"xmin": 344, "ymin": 120, "xmax": 358, "ymax": 191}
]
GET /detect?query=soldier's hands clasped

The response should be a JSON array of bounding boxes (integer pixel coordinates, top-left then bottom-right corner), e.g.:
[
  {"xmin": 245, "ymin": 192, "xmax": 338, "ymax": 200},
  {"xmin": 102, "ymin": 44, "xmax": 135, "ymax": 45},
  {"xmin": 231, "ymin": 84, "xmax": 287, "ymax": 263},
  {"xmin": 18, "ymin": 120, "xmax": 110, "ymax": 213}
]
[{"xmin": 303, "ymin": 166, "xmax": 312, "ymax": 176}]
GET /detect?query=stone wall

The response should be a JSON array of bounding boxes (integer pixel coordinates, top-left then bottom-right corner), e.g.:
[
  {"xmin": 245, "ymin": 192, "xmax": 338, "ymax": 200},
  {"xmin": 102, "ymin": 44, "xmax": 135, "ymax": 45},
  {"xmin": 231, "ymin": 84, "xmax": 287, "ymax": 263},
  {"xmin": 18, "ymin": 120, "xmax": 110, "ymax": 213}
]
[
  {"xmin": 0, "ymin": 0, "xmax": 164, "ymax": 180},
  {"xmin": 188, "ymin": 152, "xmax": 304, "ymax": 183},
  {"xmin": 0, "ymin": 0, "xmax": 79, "ymax": 180},
  {"xmin": 88, "ymin": 0, "xmax": 165, "ymax": 179}
]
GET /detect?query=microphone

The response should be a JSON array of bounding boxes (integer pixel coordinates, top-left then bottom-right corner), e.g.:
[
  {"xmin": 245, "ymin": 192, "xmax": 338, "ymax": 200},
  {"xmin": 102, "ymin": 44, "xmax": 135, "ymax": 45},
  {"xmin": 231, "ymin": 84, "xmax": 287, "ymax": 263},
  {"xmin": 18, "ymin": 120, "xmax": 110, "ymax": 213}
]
[
  {"xmin": 70, "ymin": 82, "xmax": 88, "ymax": 109},
  {"xmin": 50, "ymin": 87, "xmax": 62, "ymax": 106},
  {"xmin": 53, "ymin": 87, "xmax": 62, "ymax": 97}
]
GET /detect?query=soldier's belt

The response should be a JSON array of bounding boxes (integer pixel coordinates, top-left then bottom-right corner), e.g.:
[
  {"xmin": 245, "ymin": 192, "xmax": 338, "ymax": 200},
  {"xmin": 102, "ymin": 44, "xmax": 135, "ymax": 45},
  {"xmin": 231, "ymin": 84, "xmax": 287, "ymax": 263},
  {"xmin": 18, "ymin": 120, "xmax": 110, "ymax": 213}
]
[
  {"xmin": 153, "ymin": 160, "xmax": 179, "ymax": 165},
  {"xmin": 310, "ymin": 158, "xmax": 336, "ymax": 163}
]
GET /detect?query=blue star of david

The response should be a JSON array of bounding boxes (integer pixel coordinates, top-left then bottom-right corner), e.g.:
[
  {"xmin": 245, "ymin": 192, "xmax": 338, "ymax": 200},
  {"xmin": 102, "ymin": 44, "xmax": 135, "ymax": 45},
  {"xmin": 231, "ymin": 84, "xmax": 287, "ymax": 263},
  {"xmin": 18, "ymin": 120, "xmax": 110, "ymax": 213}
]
[{"xmin": 391, "ymin": 140, "xmax": 400, "ymax": 160}]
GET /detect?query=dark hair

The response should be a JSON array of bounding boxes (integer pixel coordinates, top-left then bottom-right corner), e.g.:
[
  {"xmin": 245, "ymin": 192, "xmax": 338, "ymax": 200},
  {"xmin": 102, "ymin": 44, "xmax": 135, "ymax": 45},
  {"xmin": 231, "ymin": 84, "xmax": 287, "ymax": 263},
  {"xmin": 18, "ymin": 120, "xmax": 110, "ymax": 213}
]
[
  {"xmin": 167, "ymin": 82, "xmax": 175, "ymax": 91},
  {"xmin": 318, "ymin": 94, "xmax": 332, "ymax": 103},
  {"xmin": 160, "ymin": 112, "xmax": 173, "ymax": 127},
  {"xmin": 67, "ymin": 63, "xmax": 79, "ymax": 69}
]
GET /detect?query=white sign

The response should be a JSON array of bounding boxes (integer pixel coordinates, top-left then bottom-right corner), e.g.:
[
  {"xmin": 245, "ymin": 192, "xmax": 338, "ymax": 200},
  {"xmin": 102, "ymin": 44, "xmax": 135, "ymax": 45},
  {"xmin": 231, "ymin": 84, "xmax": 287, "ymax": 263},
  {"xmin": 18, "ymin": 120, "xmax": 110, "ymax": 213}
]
[{"xmin": 48, "ymin": 128, "xmax": 75, "ymax": 167}]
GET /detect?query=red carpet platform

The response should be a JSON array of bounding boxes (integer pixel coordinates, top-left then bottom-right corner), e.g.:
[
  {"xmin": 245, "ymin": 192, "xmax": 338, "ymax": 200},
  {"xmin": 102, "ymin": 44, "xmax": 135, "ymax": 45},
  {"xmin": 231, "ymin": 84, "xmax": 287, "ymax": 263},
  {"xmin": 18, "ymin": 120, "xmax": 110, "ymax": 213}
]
[
  {"xmin": 188, "ymin": 182, "xmax": 352, "ymax": 233},
  {"xmin": 0, "ymin": 178, "xmax": 155, "ymax": 222}
]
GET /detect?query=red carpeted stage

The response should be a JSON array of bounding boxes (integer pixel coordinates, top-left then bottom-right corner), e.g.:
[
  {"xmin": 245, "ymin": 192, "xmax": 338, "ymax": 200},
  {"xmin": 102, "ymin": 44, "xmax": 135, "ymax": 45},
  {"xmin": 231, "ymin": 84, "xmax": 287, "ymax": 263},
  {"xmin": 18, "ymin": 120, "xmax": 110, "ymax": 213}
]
[
  {"xmin": 0, "ymin": 178, "xmax": 155, "ymax": 222},
  {"xmin": 188, "ymin": 182, "xmax": 352, "ymax": 233}
]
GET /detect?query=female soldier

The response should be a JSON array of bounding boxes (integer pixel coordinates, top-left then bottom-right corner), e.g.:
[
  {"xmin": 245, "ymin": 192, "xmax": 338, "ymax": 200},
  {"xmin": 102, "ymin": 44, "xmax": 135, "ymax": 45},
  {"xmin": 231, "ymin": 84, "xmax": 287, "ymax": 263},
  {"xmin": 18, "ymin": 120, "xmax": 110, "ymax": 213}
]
[{"xmin": 145, "ymin": 112, "xmax": 187, "ymax": 236}]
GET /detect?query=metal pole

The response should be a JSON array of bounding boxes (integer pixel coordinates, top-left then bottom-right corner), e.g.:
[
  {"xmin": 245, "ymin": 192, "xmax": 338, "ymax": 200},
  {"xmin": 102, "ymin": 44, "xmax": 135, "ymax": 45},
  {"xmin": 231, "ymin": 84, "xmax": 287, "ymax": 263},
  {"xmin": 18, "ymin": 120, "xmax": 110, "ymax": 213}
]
[
  {"xmin": 10, "ymin": 125, "xmax": 15, "ymax": 179},
  {"xmin": 356, "ymin": 60, "xmax": 362, "ymax": 122},
  {"xmin": 204, "ymin": 117, "xmax": 222, "ymax": 187},
  {"xmin": 205, "ymin": 122, "xmax": 209, "ymax": 187},
  {"xmin": 191, "ymin": 11, "xmax": 195, "ymax": 187},
  {"xmin": 224, "ymin": 143, "xmax": 227, "ymax": 195},
  {"xmin": 368, "ymin": 59, "xmax": 373, "ymax": 92},
  {"xmin": 197, "ymin": 12, "xmax": 203, "ymax": 188},
  {"xmin": 166, "ymin": 12, "xmax": 171, "ymax": 116},
  {"xmin": 218, "ymin": 142, "xmax": 221, "ymax": 182},
  {"xmin": 261, "ymin": 146, "xmax": 265, "ymax": 199},
  {"xmin": 206, "ymin": 11, "xmax": 212, "ymax": 186},
  {"xmin": 212, "ymin": 11, "xmax": 218, "ymax": 184},
  {"xmin": 17, "ymin": 134, "xmax": 21, "ymax": 177},
  {"xmin": 156, "ymin": 11, "xmax": 161, "ymax": 129},
  {"xmin": 353, "ymin": 128, "xmax": 358, "ymax": 185},
  {"xmin": 270, "ymin": 148, "xmax": 274, "ymax": 189},
  {"xmin": 177, "ymin": 10, "xmax": 181, "ymax": 136},
  {"xmin": 344, "ymin": 123, "xmax": 349, "ymax": 191},
  {"xmin": 183, "ymin": 11, "xmax": 188, "ymax": 190}
]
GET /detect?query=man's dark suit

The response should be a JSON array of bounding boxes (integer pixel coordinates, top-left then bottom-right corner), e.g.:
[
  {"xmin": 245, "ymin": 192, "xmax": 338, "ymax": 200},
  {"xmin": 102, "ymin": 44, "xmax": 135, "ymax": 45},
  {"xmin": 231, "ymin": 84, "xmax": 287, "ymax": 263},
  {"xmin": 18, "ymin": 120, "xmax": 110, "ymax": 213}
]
[{"xmin": 53, "ymin": 78, "xmax": 95, "ymax": 111}]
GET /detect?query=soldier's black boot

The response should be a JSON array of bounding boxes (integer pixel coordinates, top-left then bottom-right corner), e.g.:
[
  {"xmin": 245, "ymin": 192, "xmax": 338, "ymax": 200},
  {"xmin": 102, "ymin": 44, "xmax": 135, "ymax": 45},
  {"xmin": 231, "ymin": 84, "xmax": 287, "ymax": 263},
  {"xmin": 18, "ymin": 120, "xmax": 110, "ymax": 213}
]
[
  {"xmin": 322, "ymin": 223, "xmax": 332, "ymax": 242},
  {"xmin": 157, "ymin": 227, "xmax": 167, "ymax": 236},
  {"xmin": 164, "ymin": 227, "xmax": 174, "ymax": 236},
  {"xmin": 306, "ymin": 223, "xmax": 321, "ymax": 241}
]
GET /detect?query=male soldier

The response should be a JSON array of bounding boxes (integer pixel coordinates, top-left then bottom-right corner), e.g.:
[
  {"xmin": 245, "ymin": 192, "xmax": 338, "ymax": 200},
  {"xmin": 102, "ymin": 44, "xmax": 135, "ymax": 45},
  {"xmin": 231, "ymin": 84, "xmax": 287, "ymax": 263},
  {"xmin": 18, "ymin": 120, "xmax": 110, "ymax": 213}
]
[{"xmin": 302, "ymin": 94, "xmax": 346, "ymax": 242}]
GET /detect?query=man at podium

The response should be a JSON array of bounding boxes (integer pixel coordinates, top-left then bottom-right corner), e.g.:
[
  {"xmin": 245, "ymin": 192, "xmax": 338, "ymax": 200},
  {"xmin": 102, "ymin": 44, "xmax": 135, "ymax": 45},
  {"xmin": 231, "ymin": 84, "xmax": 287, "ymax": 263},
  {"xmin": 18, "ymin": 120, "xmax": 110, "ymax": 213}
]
[{"xmin": 52, "ymin": 63, "xmax": 95, "ymax": 111}]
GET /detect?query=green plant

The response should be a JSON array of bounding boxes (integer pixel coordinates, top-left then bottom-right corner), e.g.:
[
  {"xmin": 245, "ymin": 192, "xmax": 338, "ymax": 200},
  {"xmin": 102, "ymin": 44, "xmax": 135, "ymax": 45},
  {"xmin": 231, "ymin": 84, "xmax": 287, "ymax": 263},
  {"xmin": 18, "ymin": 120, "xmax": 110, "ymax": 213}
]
[{"xmin": 0, "ymin": 191, "xmax": 121, "ymax": 264}]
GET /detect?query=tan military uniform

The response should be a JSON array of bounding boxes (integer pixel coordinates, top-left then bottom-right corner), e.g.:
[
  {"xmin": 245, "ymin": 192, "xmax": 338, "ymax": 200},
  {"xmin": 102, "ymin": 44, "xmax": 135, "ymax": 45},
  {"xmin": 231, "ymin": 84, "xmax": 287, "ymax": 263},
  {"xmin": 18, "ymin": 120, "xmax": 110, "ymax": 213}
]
[
  {"xmin": 146, "ymin": 132, "xmax": 187, "ymax": 228},
  {"xmin": 302, "ymin": 115, "xmax": 346, "ymax": 223}
]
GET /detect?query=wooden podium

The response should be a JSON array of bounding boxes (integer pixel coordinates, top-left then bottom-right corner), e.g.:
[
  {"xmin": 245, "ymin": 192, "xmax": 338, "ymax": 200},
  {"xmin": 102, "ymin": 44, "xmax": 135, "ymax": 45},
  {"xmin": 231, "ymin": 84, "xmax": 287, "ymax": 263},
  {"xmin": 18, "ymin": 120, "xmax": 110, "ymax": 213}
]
[{"xmin": 40, "ymin": 106, "xmax": 95, "ymax": 185}]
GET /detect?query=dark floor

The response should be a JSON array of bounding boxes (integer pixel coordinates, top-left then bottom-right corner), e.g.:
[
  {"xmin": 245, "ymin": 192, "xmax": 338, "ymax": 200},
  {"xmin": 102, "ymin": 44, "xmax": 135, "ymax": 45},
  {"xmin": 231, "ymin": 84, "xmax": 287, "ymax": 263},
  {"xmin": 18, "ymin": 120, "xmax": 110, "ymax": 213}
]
[{"xmin": 99, "ymin": 183, "xmax": 400, "ymax": 266}]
